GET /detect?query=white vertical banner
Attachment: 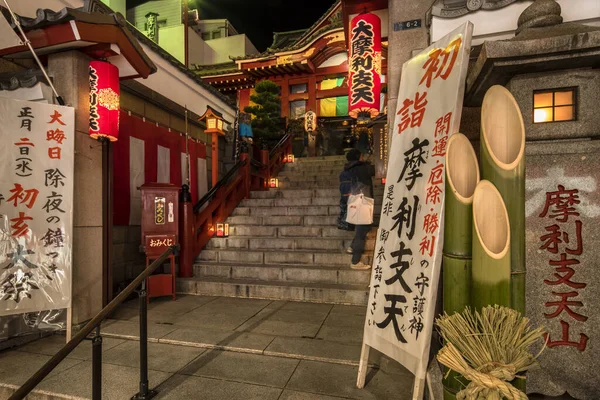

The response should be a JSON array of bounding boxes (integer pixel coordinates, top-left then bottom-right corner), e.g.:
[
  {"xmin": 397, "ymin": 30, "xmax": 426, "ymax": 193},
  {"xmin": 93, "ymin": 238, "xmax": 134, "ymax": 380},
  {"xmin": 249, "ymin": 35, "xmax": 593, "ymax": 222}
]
[
  {"xmin": 129, "ymin": 137, "xmax": 144, "ymax": 226},
  {"xmin": 197, "ymin": 158, "xmax": 208, "ymax": 200},
  {"xmin": 361, "ymin": 22, "xmax": 473, "ymax": 383},
  {"xmin": 0, "ymin": 98, "xmax": 74, "ymax": 314},
  {"xmin": 157, "ymin": 145, "xmax": 170, "ymax": 183}
]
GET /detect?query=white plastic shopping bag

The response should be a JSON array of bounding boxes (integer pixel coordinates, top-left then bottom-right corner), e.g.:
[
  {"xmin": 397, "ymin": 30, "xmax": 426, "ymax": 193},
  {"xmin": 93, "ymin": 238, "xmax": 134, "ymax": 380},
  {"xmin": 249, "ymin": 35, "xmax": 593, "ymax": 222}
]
[{"xmin": 346, "ymin": 193, "xmax": 374, "ymax": 225}]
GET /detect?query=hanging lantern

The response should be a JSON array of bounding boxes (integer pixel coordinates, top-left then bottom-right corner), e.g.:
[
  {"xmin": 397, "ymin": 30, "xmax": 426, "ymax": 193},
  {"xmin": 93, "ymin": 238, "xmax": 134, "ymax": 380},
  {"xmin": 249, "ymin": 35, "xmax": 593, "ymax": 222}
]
[
  {"xmin": 287, "ymin": 154, "xmax": 295, "ymax": 163},
  {"xmin": 215, "ymin": 223, "xmax": 229, "ymax": 237},
  {"xmin": 304, "ymin": 111, "xmax": 316, "ymax": 133},
  {"xmin": 269, "ymin": 178, "xmax": 279, "ymax": 188},
  {"xmin": 348, "ymin": 12, "xmax": 381, "ymax": 120},
  {"xmin": 89, "ymin": 61, "xmax": 120, "ymax": 142}
]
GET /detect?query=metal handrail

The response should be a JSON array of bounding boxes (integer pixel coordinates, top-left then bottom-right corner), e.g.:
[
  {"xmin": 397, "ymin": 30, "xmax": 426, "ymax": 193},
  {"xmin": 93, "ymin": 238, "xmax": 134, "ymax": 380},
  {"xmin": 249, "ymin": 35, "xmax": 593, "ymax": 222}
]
[
  {"xmin": 193, "ymin": 158, "xmax": 247, "ymax": 214},
  {"xmin": 269, "ymin": 133, "xmax": 290, "ymax": 158},
  {"xmin": 9, "ymin": 246, "xmax": 177, "ymax": 400}
]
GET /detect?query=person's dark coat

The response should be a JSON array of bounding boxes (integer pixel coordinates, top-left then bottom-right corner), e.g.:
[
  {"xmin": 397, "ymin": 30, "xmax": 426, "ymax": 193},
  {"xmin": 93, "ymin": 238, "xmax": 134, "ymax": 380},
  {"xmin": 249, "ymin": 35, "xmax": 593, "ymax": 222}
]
[{"xmin": 339, "ymin": 161, "xmax": 375, "ymax": 198}]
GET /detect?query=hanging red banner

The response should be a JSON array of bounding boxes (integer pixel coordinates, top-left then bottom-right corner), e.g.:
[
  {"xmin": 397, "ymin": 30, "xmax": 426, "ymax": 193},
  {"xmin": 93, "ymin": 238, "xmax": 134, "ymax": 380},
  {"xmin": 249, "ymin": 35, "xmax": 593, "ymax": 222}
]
[
  {"xmin": 89, "ymin": 61, "xmax": 120, "ymax": 142},
  {"xmin": 348, "ymin": 12, "xmax": 381, "ymax": 119}
]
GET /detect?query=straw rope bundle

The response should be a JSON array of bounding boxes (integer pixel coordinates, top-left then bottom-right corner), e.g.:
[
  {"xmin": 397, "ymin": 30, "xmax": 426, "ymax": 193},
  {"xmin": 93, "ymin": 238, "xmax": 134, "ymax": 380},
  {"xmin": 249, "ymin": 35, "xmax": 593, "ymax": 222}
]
[{"xmin": 436, "ymin": 306, "xmax": 546, "ymax": 400}]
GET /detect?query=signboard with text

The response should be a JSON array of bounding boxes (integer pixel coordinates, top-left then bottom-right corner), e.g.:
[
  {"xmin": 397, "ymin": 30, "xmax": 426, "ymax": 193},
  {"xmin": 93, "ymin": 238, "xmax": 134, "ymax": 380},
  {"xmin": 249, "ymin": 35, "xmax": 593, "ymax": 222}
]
[
  {"xmin": 359, "ymin": 23, "xmax": 473, "ymax": 389},
  {"xmin": 0, "ymin": 98, "xmax": 74, "ymax": 316}
]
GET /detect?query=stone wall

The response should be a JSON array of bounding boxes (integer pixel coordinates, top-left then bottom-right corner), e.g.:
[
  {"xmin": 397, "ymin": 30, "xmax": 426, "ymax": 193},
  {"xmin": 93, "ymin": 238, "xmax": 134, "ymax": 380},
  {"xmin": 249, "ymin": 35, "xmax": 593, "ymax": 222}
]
[
  {"xmin": 506, "ymin": 68, "xmax": 600, "ymax": 141},
  {"xmin": 112, "ymin": 226, "xmax": 145, "ymax": 293}
]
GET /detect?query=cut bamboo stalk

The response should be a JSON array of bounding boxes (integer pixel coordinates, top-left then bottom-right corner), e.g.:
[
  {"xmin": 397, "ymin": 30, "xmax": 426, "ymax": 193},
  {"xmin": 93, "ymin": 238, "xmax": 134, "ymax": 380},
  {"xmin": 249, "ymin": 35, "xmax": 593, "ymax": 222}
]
[
  {"xmin": 472, "ymin": 180, "xmax": 511, "ymax": 309},
  {"xmin": 443, "ymin": 133, "xmax": 480, "ymax": 400},
  {"xmin": 480, "ymin": 85, "xmax": 526, "ymax": 314}
]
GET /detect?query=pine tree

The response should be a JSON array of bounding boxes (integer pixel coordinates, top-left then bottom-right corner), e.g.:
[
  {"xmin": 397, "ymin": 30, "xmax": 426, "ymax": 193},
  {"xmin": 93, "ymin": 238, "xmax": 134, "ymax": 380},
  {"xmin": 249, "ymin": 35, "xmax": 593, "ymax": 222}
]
[{"xmin": 244, "ymin": 80, "xmax": 282, "ymax": 146}]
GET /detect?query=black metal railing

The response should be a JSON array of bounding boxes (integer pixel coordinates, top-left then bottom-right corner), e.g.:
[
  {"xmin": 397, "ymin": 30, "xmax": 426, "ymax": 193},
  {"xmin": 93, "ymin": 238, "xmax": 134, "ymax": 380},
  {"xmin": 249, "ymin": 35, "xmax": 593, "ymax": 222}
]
[
  {"xmin": 269, "ymin": 133, "xmax": 291, "ymax": 158},
  {"xmin": 192, "ymin": 158, "xmax": 247, "ymax": 214},
  {"xmin": 9, "ymin": 246, "xmax": 177, "ymax": 400}
]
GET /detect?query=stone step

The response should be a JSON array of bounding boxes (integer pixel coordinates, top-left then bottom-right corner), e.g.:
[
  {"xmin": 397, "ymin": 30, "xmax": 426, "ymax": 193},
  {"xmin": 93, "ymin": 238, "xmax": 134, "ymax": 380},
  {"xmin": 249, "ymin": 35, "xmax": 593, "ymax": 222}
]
[
  {"xmin": 279, "ymin": 181, "xmax": 340, "ymax": 190},
  {"xmin": 206, "ymin": 236, "xmax": 375, "ymax": 251},
  {"xmin": 278, "ymin": 169, "xmax": 340, "ymax": 177},
  {"xmin": 249, "ymin": 187, "xmax": 384, "ymax": 200},
  {"xmin": 294, "ymin": 155, "xmax": 347, "ymax": 162},
  {"xmin": 239, "ymin": 197, "xmax": 338, "ymax": 207},
  {"xmin": 196, "ymin": 249, "xmax": 372, "ymax": 266},
  {"xmin": 177, "ymin": 277, "xmax": 369, "ymax": 305},
  {"xmin": 228, "ymin": 225, "xmax": 377, "ymax": 239},
  {"xmin": 226, "ymin": 215, "xmax": 341, "ymax": 226},
  {"xmin": 231, "ymin": 203, "xmax": 382, "ymax": 218},
  {"xmin": 193, "ymin": 263, "xmax": 370, "ymax": 285}
]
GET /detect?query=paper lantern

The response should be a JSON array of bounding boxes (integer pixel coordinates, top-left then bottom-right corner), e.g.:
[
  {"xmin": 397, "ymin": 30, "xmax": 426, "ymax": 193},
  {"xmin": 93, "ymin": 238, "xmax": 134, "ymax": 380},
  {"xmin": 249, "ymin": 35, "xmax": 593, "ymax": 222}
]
[
  {"xmin": 216, "ymin": 223, "xmax": 229, "ymax": 237},
  {"xmin": 89, "ymin": 61, "xmax": 120, "ymax": 142},
  {"xmin": 348, "ymin": 12, "xmax": 381, "ymax": 120},
  {"xmin": 287, "ymin": 154, "xmax": 295, "ymax": 163},
  {"xmin": 269, "ymin": 178, "xmax": 279, "ymax": 188},
  {"xmin": 304, "ymin": 111, "xmax": 316, "ymax": 133}
]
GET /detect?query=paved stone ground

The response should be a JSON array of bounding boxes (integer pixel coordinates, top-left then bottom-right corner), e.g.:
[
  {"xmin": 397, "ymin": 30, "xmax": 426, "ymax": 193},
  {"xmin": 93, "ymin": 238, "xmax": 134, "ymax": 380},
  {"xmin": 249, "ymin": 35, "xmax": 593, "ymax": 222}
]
[
  {"xmin": 0, "ymin": 295, "xmax": 415, "ymax": 400},
  {"xmin": 0, "ymin": 295, "xmax": 575, "ymax": 399}
]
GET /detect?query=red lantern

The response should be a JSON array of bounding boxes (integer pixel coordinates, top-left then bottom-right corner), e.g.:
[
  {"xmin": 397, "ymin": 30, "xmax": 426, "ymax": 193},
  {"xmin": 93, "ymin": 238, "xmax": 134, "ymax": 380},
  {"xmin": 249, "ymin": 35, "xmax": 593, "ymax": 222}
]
[
  {"xmin": 269, "ymin": 178, "xmax": 279, "ymax": 188},
  {"xmin": 89, "ymin": 61, "xmax": 120, "ymax": 142},
  {"xmin": 287, "ymin": 154, "xmax": 295, "ymax": 163},
  {"xmin": 348, "ymin": 13, "xmax": 381, "ymax": 120},
  {"xmin": 216, "ymin": 223, "xmax": 229, "ymax": 237}
]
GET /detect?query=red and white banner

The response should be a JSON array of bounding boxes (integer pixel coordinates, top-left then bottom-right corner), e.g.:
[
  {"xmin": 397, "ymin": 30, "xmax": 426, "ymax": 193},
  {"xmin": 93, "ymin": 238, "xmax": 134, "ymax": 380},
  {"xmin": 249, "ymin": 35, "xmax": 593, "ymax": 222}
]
[
  {"xmin": 348, "ymin": 12, "xmax": 381, "ymax": 119},
  {"xmin": 361, "ymin": 22, "xmax": 473, "ymax": 385},
  {"xmin": 113, "ymin": 112, "xmax": 207, "ymax": 226}
]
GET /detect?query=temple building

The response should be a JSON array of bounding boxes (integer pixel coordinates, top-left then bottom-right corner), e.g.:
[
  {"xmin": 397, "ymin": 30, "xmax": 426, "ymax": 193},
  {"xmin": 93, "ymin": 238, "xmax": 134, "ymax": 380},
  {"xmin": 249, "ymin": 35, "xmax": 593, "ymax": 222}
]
[{"xmin": 195, "ymin": 0, "xmax": 390, "ymax": 158}]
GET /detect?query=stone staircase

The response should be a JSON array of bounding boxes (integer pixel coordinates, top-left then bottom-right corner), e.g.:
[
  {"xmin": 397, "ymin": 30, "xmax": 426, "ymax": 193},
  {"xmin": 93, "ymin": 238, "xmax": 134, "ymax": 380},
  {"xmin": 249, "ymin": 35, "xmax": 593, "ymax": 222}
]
[{"xmin": 178, "ymin": 155, "xmax": 383, "ymax": 305}]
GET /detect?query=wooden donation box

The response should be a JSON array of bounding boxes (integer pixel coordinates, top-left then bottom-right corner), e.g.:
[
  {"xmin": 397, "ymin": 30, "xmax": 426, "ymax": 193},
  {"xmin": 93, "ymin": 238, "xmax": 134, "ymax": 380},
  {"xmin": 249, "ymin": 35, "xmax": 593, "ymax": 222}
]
[{"xmin": 140, "ymin": 183, "xmax": 179, "ymax": 301}]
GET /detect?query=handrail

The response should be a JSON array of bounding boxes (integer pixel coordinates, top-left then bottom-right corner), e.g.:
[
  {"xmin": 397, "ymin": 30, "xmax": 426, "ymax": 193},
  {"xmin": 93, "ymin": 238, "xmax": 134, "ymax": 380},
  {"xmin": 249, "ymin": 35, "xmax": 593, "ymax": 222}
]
[
  {"xmin": 250, "ymin": 158, "xmax": 268, "ymax": 170},
  {"xmin": 193, "ymin": 158, "xmax": 247, "ymax": 213},
  {"xmin": 9, "ymin": 246, "xmax": 177, "ymax": 400},
  {"xmin": 269, "ymin": 133, "xmax": 291, "ymax": 158}
]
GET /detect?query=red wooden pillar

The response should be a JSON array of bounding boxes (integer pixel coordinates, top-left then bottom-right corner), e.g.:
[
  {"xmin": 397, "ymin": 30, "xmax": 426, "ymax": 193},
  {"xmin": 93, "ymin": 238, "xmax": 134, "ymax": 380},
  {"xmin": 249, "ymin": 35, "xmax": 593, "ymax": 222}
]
[
  {"xmin": 307, "ymin": 75, "xmax": 317, "ymax": 114},
  {"xmin": 281, "ymin": 76, "xmax": 290, "ymax": 118},
  {"xmin": 211, "ymin": 132, "xmax": 218, "ymax": 187},
  {"xmin": 261, "ymin": 149, "xmax": 270, "ymax": 189},
  {"xmin": 240, "ymin": 151, "xmax": 251, "ymax": 199}
]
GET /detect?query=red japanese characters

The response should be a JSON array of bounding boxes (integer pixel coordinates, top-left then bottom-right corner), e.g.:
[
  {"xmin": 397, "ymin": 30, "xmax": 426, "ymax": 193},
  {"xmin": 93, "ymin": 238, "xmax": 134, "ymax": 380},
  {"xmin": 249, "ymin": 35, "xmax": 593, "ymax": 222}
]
[
  {"xmin": 539, "ymin": 185, "xmax": 588, "ymax": 351},
  {"xmin": 89, "ymin": 61, "xmax": 120, "ymax": 142},
  {"xmin": 348, "ymin": 12, "xmax": 381, "ymax": 119}
]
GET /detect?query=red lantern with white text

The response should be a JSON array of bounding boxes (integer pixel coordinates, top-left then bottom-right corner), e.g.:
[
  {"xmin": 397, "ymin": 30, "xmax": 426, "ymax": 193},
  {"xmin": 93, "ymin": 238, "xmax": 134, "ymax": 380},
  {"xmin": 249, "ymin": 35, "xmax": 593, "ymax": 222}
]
[
  {"xmin": 89, "ymin": 61, "xmax": 120, "ymax": 141},
  {"xmin": 348, "ymin": 13, "xmax": 381, "ymax": 121}
]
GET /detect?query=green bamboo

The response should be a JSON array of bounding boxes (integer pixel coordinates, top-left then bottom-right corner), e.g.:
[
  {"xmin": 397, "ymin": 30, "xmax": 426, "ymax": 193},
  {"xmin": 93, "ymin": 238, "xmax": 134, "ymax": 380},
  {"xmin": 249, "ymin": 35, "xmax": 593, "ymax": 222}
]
[
  {"xmin": 443, "ymin": 133, "xmax": 480, "ymax": 400},
  {"xmin": 480, "ymin": 85, "xmax": 526, "ymax": 315},
  {"xmin": 472, "ymin": 180, "xmax": 511, "ymax": 309}
]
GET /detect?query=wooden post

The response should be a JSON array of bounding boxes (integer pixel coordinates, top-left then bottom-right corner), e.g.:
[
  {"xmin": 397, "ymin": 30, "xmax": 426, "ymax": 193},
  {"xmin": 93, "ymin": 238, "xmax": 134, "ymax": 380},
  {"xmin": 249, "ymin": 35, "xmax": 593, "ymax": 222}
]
[
  {"xmin": 178, "ymin": 185, "xmax": 193, "ymax": 278},
  {"xmin": 356, "ymin": 343, "xmax": 370, "ymax": 389},
  {"xmin": 240, "ymin": 151, "xmax": 250, "ymax": 199},
  {"xmin": 261, "ymin": 148, "xmax": 270, "ymax": 189},
  {"xmin": 211, "ymin": 132, "xmax": 219, "ymax": 187}
]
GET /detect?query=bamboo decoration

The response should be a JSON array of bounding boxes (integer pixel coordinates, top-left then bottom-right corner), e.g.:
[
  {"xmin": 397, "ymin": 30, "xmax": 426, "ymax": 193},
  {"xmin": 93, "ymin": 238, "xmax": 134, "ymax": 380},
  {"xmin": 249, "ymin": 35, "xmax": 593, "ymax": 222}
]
[
  {"xmin": 443, "ymin": 133, "xmax": 480, "ymax": 400},
  {"xmin": 480, "ymin": 85, "xmax": 526, "ymax": 314},
  {"xmin": 472, "ymin": 180, "xmax": 511, "ymax": 310}
]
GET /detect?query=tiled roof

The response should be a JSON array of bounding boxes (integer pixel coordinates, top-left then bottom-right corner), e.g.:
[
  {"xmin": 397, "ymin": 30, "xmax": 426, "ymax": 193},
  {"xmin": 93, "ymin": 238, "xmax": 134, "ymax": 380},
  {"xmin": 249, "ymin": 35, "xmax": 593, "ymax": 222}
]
[
  {"xmin": 269, "ymin": 29, "xmax": 306, "ymax": 51},
  {"xmin": 192, "ymin": 61, "xmax": 240, "ymax": 77},
  {"xmin": 231, "ymin": 0, "xmax": 342, "ymax": 62},
  {"xmin": 0, "ymin": 69, "xmax": 47, "ymax": 91}
]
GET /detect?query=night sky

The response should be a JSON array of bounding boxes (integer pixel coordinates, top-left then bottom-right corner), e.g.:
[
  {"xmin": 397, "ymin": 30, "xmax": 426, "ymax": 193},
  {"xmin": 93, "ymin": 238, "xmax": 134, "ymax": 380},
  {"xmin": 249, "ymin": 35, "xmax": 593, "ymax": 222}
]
[{"xmin": 128, "ymin": 0, "xmax": 337, "ymax": 52}]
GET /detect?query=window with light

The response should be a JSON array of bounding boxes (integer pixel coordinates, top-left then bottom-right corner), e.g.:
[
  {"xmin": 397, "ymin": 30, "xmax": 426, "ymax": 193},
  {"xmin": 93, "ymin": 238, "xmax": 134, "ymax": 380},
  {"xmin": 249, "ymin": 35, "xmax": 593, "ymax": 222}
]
[{"xmin": 533, "ymin": 88, "xmax": 577, "ymax": 123}]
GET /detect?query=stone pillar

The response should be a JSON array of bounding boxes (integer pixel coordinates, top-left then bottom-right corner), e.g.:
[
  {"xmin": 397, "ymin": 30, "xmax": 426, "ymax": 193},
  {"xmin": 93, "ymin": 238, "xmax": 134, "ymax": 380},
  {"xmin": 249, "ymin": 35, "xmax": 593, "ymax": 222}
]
[
  {"xmin": 48, "ymin": 51, "xmax": 104, "ymax": 326},
  {"xmin": 386, "ymin": 0, "xmax": 431, "ymax": 133}
]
